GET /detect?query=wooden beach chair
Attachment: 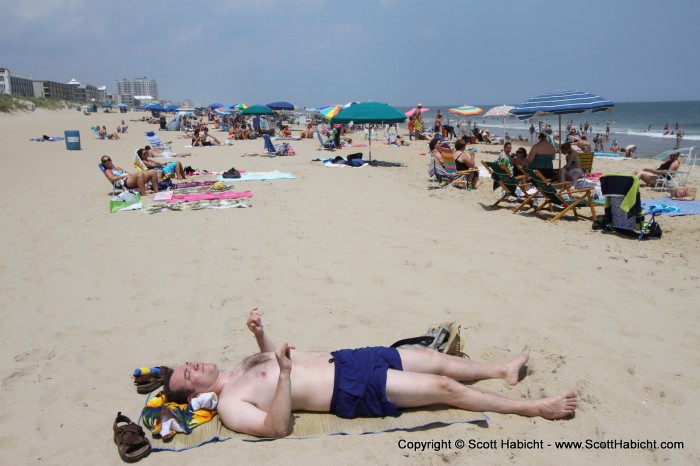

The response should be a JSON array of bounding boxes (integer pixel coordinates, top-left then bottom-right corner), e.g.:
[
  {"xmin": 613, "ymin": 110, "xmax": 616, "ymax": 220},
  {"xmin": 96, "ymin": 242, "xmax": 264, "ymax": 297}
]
[{"xmin": 523, "ymin": 174, "xmax": 597, "ymax": 222}]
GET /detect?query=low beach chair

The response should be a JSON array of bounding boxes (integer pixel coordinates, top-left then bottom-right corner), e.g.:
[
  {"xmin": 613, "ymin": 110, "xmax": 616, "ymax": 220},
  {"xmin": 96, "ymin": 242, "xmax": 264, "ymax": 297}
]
[
  {"xmin": 600, "ymin": 174, "xmax": 662, "ymax": 239},
  {"xmin": 144, "ymin": 131, "xmax": 173, "ymax": 152},
  {"xmin": 99, "ymin": 162, "xmax": 128, "ymax": 196},
  {"xmin": 91, "ymin": 125, "xmax": 106, "ymax": 140},
  {"xmin": 523, "ymin": 174, "xmax": 597, "ymax": 222},
  {"xmin": 481, "ymin": 160, "xmax": 533, "ymax": 209},
  {"xmin": 439, "ymin": 148, "xmax": 478, "ymax": 190},
  {"xmin": 263, "ymin": 134, "xmax": 287, "ymax": 156},
  {"xmin": 316, "ymin": 128, "xmax": 335, "ymax": 150}
]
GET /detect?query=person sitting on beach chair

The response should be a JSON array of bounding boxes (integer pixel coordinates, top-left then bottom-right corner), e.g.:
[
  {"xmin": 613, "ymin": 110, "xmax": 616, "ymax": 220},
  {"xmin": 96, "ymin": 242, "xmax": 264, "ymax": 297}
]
[
  {"xmin": 100, "ymin": 155, "xmax": 159, "ymax": 196},
  {"xmin": 162, "ymin": 309, "xmax": 579, "ymax": 439},
  {"xmin": 137, "ymin": 148, "xmax": 187, "ymax": 180},
  {"xmin": 634, "ymin": 152, "xmax": 681, "ymax": 186}
]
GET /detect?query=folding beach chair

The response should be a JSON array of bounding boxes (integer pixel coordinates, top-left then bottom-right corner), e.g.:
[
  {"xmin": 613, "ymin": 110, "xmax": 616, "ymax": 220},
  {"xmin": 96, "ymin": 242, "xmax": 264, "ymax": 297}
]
[
  {"xmin": 316, "ymin": 128, "xmax": 335, "ymax": 150},
  {"xmin": 144, "ymin": 131, "xmax": 173, "ymax": 153},
  {"xmin": 439, "ymin": 148, "xmax": 478, "ymax": 190},
  {"xmin": 262, "ymin": 134, "xmax": 287, "ymax": 156},
  {"xmin": 481, "ymin": 160, "xmax": 534, "ymax": 209},
  {"xmin": 99, "ymin": 162, "xmax": 128, "ymax": 196},
  {"xmin": 91, "ymin": 125, "xmax": 106, "ymax": 140},
  {"xmin": 520, "ymin": 169, "xmax": 597, "ymax": 222}
]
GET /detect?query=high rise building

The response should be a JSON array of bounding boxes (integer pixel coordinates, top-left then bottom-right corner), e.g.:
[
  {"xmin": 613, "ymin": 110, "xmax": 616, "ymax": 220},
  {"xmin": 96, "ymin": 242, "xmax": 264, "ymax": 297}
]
[{"xmin": 114, "ymin": 77, "xmax": 158, "ymax": 100}]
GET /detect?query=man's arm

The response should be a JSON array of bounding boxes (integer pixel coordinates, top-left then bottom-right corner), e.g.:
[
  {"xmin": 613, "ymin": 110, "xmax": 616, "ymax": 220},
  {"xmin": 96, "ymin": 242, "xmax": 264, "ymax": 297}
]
[
  {"xmin": 218, "ymin": 343, "xmax": 294, "ymax": 438},
  {"xmin": 247, "ymin": 308, "xmax": 276, "ymax": 352}
]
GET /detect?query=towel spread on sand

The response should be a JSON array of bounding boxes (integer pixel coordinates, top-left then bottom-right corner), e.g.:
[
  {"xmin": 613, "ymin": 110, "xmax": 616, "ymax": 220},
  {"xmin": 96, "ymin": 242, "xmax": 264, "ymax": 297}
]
[
  {"xmin": 165, "ymin": 191, "xmax": 253, "ymax": 203},
  {"xmin": 642, "ymin": 198, "xmax": 700, "ymax": 216},
  {"xmin": 217, "ymin": 171, "xmax": 295, "ymax": 182},
  {"xmin": 144, "ymin": 199, "xmax": 251, "ymax": 213},
  {"xmin": 141, "ymin": 392, "xmax": 218, "ymax": 441}
]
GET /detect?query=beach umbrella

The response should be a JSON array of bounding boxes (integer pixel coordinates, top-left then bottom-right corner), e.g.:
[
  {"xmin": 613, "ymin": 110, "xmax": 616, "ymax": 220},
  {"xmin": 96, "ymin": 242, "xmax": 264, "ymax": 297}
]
[
  {"xmin": 266, "ymin": 101, "xmax": 295, "ymax": 111},
  {"xmin": 208, "ymin": 102, "xmax": 224, "ymax": 108},
  {"xmin": 331, "ymin": 101, "xmax": 407, "ymax": 162},
  {"xmin": 319, "ymin": 105, "xmax": 344, "ymax": 120},
  {"xmin": 483, "ymin": 105, "xmax": 515, "ymax": 118},
  {"xmin": 116, "ymin": 103, "xmax": 128, "ymax": 107},
  {"xmin": 448, "ymin": 105, "xmax": 483, "ymax": 116},
  {"xmin": 241, "ymin": 105, "xmax": 273, "ymax": 115},
  {"xmin": 213, "ymin": 107, "xmax": 231, "ymax": 116},
  {"xmin": 233, "ymin": 103, "xmax": 248, "ymax": 110},
  {"xmin": 343, "ymin": 101, "xmax": 358, "ymax": 108},
  {"xmin": 405, "ymin": 106, "xmax": 429, "ymax": 117},
  {"xmin": 483, "ymin": 105, "xmax": 516, "ymax": 141},
  {"xmin": 654, "ymin": 147, "xmax": 693, "ymax": 160},
  {"xmin": 102, "ymin": 103, "xmax": 112, "ymax": 108},
  {"xmin": 510, "ymin": 90, "xmax": 615, "ymax": 168}
]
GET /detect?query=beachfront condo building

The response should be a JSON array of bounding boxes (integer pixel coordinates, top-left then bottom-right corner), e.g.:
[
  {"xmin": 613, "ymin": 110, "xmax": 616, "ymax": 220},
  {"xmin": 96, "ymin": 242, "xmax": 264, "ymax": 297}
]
[
  {"xmin": 0, "ymin": 67, "xmax": 35, "ymax": 97},
  {"xmin": 115, "ymin": 77, "xmax": 158, "ymax": 101},
  {"xmin": 32, "ymin": 80, "xmax": 74, "ymax": 101},
  {"xmin": 67, "ymin": 78, "xmax": 99, "ymax": 103}
]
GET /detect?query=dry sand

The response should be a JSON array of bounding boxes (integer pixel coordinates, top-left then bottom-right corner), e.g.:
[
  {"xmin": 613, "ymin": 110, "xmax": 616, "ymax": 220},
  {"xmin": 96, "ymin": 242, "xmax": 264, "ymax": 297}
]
[{"xmin": 0, "ymin": 109, "xmax": 698, "ymax": 465}]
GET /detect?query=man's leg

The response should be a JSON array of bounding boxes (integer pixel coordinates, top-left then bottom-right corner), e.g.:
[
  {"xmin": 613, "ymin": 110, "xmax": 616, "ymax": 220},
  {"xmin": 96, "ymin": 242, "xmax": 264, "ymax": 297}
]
[
  {"xmin": 397, "ymin": 346, "xmax": 530, "ymax": 386},
  {"xmin": 385, "ymin": 369, "xmax": 578, "ymax": 420}
]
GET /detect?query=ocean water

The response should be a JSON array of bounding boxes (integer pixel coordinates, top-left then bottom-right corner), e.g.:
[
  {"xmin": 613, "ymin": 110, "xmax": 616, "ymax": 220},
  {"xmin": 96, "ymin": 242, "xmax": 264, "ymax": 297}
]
[{"xmin": 396, "ymin": 101, "xmax": 700, "ymax": 159}]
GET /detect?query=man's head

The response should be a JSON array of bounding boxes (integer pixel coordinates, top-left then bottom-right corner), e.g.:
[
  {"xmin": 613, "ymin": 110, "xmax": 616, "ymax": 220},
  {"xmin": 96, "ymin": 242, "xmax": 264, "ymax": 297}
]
[
  {"xmin": 538, "ymin": 132, "xmax": 547, "ymax": 141},
  {"xmin": 163, "ymin": 362, "xmax": 219, "ymax": 403},
  {"xmin": 561, "ymin": 142, "xmax": 572, "ymax": 153}
]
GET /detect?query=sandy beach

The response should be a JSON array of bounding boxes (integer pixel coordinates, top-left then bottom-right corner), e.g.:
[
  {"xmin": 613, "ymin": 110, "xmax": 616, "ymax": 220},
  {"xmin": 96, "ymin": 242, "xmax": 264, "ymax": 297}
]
[{"xmin": 1, "ymin": 108, "xmax": 698, "ymax": 465}]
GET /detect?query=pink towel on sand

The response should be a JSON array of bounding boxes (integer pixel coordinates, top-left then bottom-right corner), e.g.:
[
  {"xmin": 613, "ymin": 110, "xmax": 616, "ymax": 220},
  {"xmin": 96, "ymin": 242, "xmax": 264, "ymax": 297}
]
[{"xmin": 165, "ymin": 191, "xmax": 253, "ymax": 203}]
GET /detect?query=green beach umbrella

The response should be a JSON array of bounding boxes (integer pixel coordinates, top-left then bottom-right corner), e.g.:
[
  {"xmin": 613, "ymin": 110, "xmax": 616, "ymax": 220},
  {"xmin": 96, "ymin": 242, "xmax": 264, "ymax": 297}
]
[
  {"xmin": 241, "ymin": 105, "xmax": 273, "ymax": 115},
  {"xmin": 331, "ymin": 101, "xmax": 406, "ymax": 162}
]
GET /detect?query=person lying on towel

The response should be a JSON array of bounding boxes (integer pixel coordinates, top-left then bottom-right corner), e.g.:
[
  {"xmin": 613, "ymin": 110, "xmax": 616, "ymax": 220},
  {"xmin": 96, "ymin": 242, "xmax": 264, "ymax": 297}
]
[{"xmin": 163, "ymin": 309, "xmax": 578, "ymax": 438}]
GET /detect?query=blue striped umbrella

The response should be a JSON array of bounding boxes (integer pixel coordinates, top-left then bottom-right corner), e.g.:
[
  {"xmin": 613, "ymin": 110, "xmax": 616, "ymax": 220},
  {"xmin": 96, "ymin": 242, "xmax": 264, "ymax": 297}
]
[
  {"xmin": 510, "ymin": 90, "xmax": 614, "ymax": 168},
  {"xmin": 509, "ymin": 90, "xmax": 614, "ymax": 120}
]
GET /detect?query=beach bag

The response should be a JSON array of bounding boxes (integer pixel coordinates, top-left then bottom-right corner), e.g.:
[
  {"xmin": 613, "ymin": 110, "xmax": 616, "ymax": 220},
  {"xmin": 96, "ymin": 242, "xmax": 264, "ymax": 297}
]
[
  {"xmin": 390, "ymin": 322, "xmax": 466, "ymax": 357},
  {"xmin": 670, "ymin": 186, "xmax": 696, "ymax": 200},
  {"xmin": 222, "ymin": 167, "xmax": 241, "ymax": 179},
  {"xmin": 109, "ymin": 192, "xmax": 141, "ymax": 213},
  {"xmin": 158, "ymin": 178, "xmax": 173, "ymax": 190}
]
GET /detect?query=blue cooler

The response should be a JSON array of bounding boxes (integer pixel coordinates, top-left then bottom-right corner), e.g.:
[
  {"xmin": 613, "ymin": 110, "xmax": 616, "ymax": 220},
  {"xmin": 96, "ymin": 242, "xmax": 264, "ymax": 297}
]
[{"xmin": 65, "ymin": 130, "xmax": 81, "ymax": 150}]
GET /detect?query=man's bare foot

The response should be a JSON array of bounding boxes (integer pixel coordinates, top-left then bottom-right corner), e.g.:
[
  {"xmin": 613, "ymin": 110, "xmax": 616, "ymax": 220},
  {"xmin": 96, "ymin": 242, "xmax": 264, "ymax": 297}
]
[
  {"xmin": 503, "ymin": 345, "xmax": 531, "ymax": 386},
  {"xmin": 533, "ymin": 390, "xmax": 579, "ymax": 420}
]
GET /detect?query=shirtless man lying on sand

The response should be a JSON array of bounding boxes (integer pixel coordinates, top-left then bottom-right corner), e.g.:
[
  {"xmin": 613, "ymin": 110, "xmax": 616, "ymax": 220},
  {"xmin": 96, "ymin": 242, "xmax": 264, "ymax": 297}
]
[{"xmin": 163, "ymin": 310, "xmax": 578, "ymax": 438}]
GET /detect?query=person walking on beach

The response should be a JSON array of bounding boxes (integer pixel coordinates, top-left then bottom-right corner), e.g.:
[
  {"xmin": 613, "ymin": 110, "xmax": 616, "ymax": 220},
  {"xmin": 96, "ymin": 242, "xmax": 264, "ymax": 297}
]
[
  {"xmin": 529, "ymin": 123, "xmax": 535, "ymax": 142},
  {"xmin": 414, "ymin": 104, "xmax": 424, "ymax": 139},
  {"xmin": 162, "ymin": 309, "xmax": 579, "ymax": 438}
]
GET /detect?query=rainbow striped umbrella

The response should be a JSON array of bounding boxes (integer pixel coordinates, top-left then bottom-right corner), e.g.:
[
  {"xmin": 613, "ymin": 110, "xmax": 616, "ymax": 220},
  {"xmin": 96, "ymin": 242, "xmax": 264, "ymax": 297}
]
[
  {"xmin": 447, "ymin": 105, "xmax": 483, "ymax": 116},
  {"xmin": 319, "ymin": 105, "xmax": 343, "ymax": 120},
  {"xmin": 232, "ymin": 103, "xmax": 248, "ymax": 110}
]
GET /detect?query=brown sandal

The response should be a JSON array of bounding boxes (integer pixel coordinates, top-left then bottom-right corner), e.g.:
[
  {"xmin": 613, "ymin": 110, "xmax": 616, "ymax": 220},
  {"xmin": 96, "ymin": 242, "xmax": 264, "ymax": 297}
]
[{"xmin": 113, "ymin": 412, "xmax": 151, "ymax": 463}]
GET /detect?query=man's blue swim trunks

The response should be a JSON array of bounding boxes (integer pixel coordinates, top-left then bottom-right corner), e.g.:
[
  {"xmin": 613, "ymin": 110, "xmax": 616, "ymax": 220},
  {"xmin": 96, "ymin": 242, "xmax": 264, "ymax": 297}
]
[{"xmin": 329, "ymin": 346, "xmax": 403, "ymax": 419}]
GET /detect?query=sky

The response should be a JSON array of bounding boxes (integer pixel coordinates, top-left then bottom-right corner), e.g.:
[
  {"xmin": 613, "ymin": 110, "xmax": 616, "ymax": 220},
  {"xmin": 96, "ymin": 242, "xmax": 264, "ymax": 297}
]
[{"xmin": 2, "ymin": 0, "xmax": 699, "ymax": 108}]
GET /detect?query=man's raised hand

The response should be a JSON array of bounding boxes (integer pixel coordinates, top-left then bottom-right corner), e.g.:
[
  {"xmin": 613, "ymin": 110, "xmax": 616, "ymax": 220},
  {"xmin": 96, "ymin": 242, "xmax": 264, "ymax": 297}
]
[
  {"xmin": 247, "ymin": 308, "xmax": 264, "ymax": 336},
  {"xmin": 275, "ymin": 342, "xmax": 294, "ymax": 373}
]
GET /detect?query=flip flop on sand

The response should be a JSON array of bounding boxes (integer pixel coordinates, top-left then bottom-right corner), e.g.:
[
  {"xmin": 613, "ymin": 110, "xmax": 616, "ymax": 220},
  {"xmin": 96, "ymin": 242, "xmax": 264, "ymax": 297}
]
[{"xmin": 113, "ymin": 412, "xmax": 151, "ymax": 463}]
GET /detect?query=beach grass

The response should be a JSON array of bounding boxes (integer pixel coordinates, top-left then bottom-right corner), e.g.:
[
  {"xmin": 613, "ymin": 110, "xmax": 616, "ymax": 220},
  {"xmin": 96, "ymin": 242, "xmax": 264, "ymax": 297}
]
[{"xmin": 0, "ymin": 95, "xmax": 75, "ymax": 112}]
